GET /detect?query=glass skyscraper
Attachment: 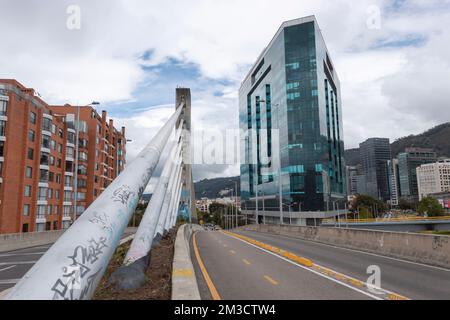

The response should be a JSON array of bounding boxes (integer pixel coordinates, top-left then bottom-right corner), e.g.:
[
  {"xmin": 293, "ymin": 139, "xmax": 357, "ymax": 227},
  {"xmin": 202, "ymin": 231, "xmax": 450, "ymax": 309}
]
[
  {"xmin": 239, "ymin": 16, "xmax": 346, "ymax": 225},
  {"xmin": 397, "ymin": 148, "xmax": 437, "ymax": 202},
  {"xmin": 359, "ymin": 138, "xmax": 391, "ymax": 201}
]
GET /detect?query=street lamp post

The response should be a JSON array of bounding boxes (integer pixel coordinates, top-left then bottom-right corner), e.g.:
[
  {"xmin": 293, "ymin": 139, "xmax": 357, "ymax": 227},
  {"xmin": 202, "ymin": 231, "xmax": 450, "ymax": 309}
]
[
  {"xmin": 278, "ymin": 167, "xmax": 283, "ymax": 225},
  {"xmin": 235, "ymin": 180, "xmax": 238, "ymax": 228},
  {"xmin": 73, "ymin": 101, "xmax": 99, "ymax": 224},
  {"xmin": 262, "ymin": 184, "xmax": 266, "ymax": 224},
  {"xmin": 255, "ymin": 168, "xmax": 259, "ymax": 225}
]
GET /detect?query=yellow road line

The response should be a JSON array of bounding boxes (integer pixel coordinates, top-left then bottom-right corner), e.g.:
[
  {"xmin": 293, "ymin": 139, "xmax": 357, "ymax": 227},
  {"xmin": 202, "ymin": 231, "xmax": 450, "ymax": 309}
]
[
  {"xmin": 193, "ymin": 232, "xmax": 221, "ymax": 300},
  {"xmin": 242, "ymin": 259, "xmax": 251, "ymax": 265},
  {"xmin": 230, "ymin": 250, "xmax": 236, "ymax": 255},
  {"xmin": 222, "ymin": 230, "xmax": 410, "ymax": 300},
  {"xmin": 264, "ymin": 275, "xmax": 279, "ymax": 285}
]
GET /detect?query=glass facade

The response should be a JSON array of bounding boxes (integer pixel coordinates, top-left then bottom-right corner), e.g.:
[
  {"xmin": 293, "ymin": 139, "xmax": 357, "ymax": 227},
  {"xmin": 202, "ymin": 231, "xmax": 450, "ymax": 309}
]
[
  {"xmin": 239, "ymin": 17, "xmax": 346, "ymax": 217},
  {"xmin": 359, "ymin": 138, "xmax": 391, "ymax": 201},
  {"xmin": 397, "ymin": 148, "xmax": 437, "ymax": 201}
]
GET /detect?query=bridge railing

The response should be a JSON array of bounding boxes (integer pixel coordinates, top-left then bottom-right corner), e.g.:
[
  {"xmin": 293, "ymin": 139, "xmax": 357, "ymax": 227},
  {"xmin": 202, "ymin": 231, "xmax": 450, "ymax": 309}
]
[{"xmin": 323, "ymin": 215, "xmax": 450, "ymax": 224}]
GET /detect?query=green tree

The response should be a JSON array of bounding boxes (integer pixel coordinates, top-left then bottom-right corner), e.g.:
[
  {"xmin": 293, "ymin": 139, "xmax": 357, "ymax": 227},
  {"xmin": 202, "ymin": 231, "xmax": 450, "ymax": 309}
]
[
  {"xmin": 417, "ymin": 197, "xmax": 445, "ymax": 217},
  {"xmin": 350, "ymin": 195, "xmax": 387, "ymax": 218},
  {"xmin": 398, "ymin": 198, "xmax": 415, "ymax": 211}
]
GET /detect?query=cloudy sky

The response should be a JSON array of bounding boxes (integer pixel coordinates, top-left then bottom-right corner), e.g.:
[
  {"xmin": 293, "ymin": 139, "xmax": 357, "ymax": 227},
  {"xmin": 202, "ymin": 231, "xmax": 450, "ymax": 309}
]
[{"xmin": 1, "ymin": 0, "xmax": 449, "ymax": 181}]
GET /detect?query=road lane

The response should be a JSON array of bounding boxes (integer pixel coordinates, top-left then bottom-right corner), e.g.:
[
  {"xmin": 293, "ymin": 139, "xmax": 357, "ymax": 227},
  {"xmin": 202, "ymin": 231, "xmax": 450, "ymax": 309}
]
[
  {"xmin": 234, "ymin": 229, "xmax": 450, "ymax": 300},
  {"xmin": 0, "ymin": 228, "xmax": 138, "ymax": 292},
  {"xmin": 192, "ymin": 230, "xmax": 373, "ymax": 300}
]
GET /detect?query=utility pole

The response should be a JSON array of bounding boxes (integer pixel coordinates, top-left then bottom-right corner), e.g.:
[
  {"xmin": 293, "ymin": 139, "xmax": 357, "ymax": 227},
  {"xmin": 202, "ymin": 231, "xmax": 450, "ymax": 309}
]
[
  {"xmin": 255, "ymin": 171, "xmax": 259, "ymax": 225},
  {"xmin": 73, "ymin": 103, "xmax": 80, "ymax": 224},
  {"xmin": 235, "ymin": 180, "xmax": 238, "ymax": 228},
  {"xmin": 262, "ymin": 185, "xmax": 265, "ymax": 224},
  {"xmin": 73, "ymin": 101, "xmax": 99, "ymax": 224},
  {"xmin": 278, "ymin": 167, "xmax": 283, "ymax": 225}
]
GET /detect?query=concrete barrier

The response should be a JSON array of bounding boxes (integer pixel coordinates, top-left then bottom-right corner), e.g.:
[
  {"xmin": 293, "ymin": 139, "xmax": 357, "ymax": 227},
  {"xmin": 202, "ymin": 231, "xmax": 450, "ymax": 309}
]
[
  {"xmin": 238, "ymin": 224, "xmax": 450, "ymax": 269},
  {"xmin": 171, "ymin": 224, "xmax": 203, "ymax": 300},
  {"xmin": 0, "ymin": 230, "xmax": 64, "ymax": 253}
]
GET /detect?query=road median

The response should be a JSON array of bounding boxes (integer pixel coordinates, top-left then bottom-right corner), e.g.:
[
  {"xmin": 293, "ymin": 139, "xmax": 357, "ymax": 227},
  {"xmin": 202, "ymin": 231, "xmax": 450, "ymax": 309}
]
[{"xmin": 171, "ymin": 224, "xmax": 203, "ymax": 300}]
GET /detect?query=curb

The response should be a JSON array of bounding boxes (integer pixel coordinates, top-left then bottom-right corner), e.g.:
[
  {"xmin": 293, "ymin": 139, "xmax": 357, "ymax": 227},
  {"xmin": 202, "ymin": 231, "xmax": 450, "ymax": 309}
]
[
  {"xmin": 171, "ymin": 224, "xmax": 202, "ymax": 300},
  {"xmin": 0, "ymin": 288, "xmax": 11, "ymax": 300}
]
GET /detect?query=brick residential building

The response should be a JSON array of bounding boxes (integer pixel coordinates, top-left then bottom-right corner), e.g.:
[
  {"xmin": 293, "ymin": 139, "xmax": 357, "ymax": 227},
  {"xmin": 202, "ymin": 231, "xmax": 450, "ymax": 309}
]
[{"xmin": 0, "ymin": 79, "xmax": 126, "ymax": 234}]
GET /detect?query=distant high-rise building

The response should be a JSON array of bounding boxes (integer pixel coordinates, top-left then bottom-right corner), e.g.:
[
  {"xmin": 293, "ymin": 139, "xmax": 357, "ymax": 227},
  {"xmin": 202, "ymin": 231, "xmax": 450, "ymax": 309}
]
[
  {"xmin": 417, "ymin": 159, "xmax": 450, "ymax": 200},
  {"xmin": 397, "ymin": 147, "xmax": 437, "ymax": 202},
  {"xmin": 239, "ymin": 16, "xmax": 346, "ymax": 226},
  {"xmin": 387, "ymin": 158, "xmax": 400, "ymax": 206},
  {"xmin": 359, "ymin": 138, "xmax": 391, "ymax": 201},
  {"xmin": 0, "ymin": 80, "xmax": 126, "ymax": 234},
  {"xmin": 345, "ymin": 164, "xmax": 364, "ymax": 196}
]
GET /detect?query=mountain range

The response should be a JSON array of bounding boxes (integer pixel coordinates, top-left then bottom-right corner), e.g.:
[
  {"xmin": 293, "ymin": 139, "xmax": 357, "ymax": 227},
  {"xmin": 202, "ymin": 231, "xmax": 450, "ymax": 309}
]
[
  {"xmin": 187, "ymin": 123, "xmax": 450, "ymax": 199},
  {"xmin": 345, "ymin": 122, "xmax": 450, "ymax": 166}
]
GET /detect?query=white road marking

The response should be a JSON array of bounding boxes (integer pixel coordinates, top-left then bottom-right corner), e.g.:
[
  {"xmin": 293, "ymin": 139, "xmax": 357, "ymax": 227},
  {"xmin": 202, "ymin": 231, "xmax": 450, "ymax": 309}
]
[
  {"xmin": 0, "ymin": 265, "xmax": 16, "ymax": 272},
  {"xmin": 0, "ymin": 261, "xmax": 38, "ymax": 266},
  {"xmin": 0, "ymin": 252, "xmax": 46, "ymax": 258},
  {"xmin": 0, "ymin": 279, "xmax": 20, "ymax": 285},
  {"xmin": 244, "ymin": 231, "xmax": 450, "ymax": 273},
  {"xmin": 224, "ymin": 233, "xmax": 382, "ymax": 300}
]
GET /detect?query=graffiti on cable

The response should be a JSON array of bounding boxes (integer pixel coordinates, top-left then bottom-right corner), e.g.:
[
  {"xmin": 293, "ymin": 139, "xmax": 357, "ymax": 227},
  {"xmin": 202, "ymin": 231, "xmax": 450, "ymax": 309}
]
[
  {"xmin": 51, "ymin": 237, "xmax": 108, "ymax": 300},
  {"xmin": 89, "ymin": 211, "xmax": 113, "ymax": 233},
  {"xmin": 111, "ymin": 185, "xmax": 135, "ymax": 206}
]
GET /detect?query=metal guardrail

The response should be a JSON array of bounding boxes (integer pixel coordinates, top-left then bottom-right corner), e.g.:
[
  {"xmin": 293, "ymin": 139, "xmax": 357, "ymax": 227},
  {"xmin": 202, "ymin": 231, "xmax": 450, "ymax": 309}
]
[
  {"xmin": 323, "ymin": 216, "xmax": 450, "ymax": 224},
  {"xmin": 5, "ymin": 104, "xmax": 184, "ymax": 300}
]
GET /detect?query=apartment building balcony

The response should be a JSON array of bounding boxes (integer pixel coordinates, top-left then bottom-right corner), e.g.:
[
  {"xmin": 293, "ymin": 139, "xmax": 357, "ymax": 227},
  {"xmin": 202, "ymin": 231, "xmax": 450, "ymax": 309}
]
[{"xmin": 36, "ymin": 215, "xmax": 46, "ymax": 224}]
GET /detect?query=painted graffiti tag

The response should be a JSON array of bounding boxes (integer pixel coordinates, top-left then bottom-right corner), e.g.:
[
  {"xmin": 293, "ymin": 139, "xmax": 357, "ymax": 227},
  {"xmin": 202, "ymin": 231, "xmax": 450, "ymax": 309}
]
[
  {"xmin": 51, "ymin": 237, "xmax": 108, "ymax": 300},
  {"xmin": 432, "ymin": 236, "xmax": 449, "ymax": 250},
  {"xmin": 89, "ymin": 211, "xmax": 113, "ymax": 233},
  {"xmin": 111, "ymin": 185, "xmax": 135, "ymax": 205}
]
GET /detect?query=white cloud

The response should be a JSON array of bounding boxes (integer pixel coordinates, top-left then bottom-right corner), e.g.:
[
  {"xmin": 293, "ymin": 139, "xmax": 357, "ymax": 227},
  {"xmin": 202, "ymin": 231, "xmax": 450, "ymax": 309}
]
[{"xmin": 1, "ymin": 0, "xmax": 450, "ymax": 178}]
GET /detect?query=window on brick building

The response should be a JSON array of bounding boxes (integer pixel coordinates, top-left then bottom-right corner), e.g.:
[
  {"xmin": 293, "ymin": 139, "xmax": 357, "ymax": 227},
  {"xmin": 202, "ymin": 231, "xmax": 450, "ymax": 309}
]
[
  {"xmin": 0, "ymin": 100, "xmax": 7, "ymax": 116},
  {"xmin": 26, "ymin": 166, "xmax": 32, "ymax": 178},
  {"xmin": 23, "ymin": 204, "xmax": 30, "ymax": 216},
  {"xmin": 28, "ymin": 130, "xmax": 35, "ymax": 142},
  {"xmin": 0, "ymin": 120, "xmax": 6, "ymax": 136},
  {"xmin": 24, "ymin": 185, "xmax": 32, "ymax": 197},
  {"xmin": 29, "ymin": 111, "xmax": 36, "ymax": 124},
  {"xmin": 27, "ymin": 148, "xmax": 34, "ymax": 160}
]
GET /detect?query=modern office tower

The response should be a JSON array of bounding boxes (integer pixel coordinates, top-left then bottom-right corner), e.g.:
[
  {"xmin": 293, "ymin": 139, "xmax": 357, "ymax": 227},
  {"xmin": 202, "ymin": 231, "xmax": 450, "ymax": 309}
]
[
  {"xmin": 0, "ymin": 80, "xmax": 126, "ymax": 234},
  {"xmin": 387, "ymin": 159, "xmax": 401, "ymax": 206},
  {"xmin": 397, "ymin": 147, "xmax": 437, "ymax": 203},
  {"xmin": 359, "ymin": 138, "xmax": 391, "ymax": 201},
  {"xmin": 239, "ymin": 16, "xmax": 346, "ymax": 226},
  {"xmin": 345, "ymin": 164, "xmax": 364, "ymax": 196},
  {"xmin": 417, "ymin": 159, "xmax": 450, "ymax": 200},
  {"xmin": 345, "ymin": 166, "xmax": 358, "ymax": 196}
]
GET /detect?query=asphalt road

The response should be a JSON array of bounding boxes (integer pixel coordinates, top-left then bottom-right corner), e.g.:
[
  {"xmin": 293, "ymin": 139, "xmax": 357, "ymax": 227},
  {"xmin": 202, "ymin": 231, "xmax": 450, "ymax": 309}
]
[
  {"xmin": 192, "ymin": 230, "xmax": 450, "ymax": 300},
  {"xmin": 234, "ymin": 230, "xmax": 450, "ymax": 300},
  {"xmin": 192, "ymin": 230, "xmax": 372, "ymax": 300},
  {"xmin": 0, "ymin": 227, "xmax": 138, "ymax": 292}
]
